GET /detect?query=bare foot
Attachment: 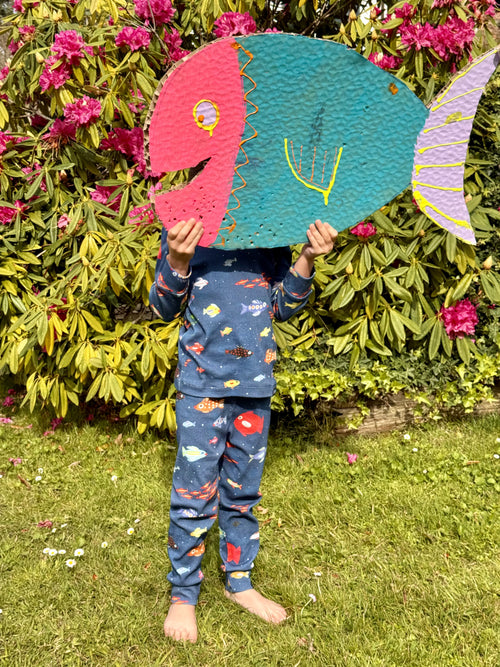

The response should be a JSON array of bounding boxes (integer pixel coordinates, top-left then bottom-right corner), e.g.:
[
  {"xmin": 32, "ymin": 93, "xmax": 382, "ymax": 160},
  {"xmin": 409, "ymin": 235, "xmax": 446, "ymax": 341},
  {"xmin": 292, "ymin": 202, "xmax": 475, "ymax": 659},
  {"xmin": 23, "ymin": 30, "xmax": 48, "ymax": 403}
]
[
  {"xmin": 224, "ymin": 588, "xmax": 288, "ymax": 624},
  {"xmin": 163, "ymin": 604, "xmax": 197, "ymax": 643}
]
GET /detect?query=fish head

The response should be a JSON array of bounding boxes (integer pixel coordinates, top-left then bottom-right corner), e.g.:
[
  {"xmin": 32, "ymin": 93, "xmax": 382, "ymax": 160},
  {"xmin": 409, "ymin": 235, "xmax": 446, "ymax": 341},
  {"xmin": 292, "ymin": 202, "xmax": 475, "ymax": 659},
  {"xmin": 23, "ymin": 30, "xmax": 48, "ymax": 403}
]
[{"xmin": 146, "ymin": 39, "xmax": 246, "ymax": 246}]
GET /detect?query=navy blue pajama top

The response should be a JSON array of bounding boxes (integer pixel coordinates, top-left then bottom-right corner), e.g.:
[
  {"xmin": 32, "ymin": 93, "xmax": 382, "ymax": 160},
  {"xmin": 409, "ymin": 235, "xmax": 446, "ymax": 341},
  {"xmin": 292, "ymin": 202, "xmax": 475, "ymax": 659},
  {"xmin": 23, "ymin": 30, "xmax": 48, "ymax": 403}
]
[{"xmin": 149, "ymin": 229, "xmax": 314, "ymax": 398}]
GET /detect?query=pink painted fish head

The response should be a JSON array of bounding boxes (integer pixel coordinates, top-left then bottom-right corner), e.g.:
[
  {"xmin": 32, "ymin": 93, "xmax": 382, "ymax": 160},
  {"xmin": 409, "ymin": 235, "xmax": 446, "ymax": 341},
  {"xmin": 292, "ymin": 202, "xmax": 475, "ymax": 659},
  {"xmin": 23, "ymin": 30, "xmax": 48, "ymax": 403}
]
[{"xmin": 147, "ymin": 39, "xmax": 246, "ymax": 246}]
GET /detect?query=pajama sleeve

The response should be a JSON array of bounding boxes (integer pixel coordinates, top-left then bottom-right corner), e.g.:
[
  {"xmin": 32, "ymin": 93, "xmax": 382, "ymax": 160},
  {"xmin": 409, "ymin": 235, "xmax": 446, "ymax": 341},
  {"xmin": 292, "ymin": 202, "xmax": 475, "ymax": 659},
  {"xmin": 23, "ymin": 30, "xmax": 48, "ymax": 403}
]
[
  {"xmin": 148, "ymin": 228, "xmax": 190, "ymax": 323},
  {"xmin": 269, "ymin": 248, "xmax": 315, "ymax": 322}
]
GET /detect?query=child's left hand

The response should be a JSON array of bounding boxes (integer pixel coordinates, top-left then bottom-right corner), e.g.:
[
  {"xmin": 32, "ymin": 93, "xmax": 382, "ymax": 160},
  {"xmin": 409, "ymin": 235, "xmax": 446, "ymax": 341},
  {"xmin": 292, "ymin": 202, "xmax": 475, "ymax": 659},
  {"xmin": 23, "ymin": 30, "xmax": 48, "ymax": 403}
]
[
  {"xmin": 293, "ymin": 220, "xmax": 338, "ymax": 278},
  {"xmin": 302, "ymin": 220, "xmax": 338, "ymax": 260}
]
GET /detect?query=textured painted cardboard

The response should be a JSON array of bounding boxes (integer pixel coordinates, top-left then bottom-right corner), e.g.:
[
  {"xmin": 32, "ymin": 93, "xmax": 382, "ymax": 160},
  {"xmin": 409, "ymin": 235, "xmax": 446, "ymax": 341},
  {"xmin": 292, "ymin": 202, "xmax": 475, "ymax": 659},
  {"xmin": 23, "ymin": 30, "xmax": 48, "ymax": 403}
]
[{"xmin": 145, "ymin": 34, "xmax": 500, "ymax": 249}]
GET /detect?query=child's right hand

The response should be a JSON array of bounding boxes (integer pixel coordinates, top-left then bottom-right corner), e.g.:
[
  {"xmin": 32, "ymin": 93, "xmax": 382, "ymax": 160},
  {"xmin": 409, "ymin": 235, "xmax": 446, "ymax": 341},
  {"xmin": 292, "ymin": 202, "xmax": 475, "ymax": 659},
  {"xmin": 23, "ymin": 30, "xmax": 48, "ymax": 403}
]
[{"xmin": 167, "ymin": 219, "xmax": 204, "ymax": 276}]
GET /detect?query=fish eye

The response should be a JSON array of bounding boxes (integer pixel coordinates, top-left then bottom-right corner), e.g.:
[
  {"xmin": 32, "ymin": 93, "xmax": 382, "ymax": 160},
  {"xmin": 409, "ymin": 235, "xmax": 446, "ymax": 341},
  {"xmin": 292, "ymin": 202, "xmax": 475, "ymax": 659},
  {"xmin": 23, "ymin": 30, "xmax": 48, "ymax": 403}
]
[{"xmin": 193, "ymin": 99, "xmax": 219, "ymax": 136}]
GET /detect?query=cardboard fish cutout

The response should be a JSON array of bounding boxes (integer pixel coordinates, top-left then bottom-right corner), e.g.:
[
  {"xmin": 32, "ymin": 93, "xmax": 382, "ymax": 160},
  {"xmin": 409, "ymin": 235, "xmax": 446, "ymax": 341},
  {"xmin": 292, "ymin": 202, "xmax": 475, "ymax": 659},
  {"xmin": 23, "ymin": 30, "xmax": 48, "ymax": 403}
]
[{"xmin": 145, "ymin": 34, "xmax": 500, "ymax": 249}]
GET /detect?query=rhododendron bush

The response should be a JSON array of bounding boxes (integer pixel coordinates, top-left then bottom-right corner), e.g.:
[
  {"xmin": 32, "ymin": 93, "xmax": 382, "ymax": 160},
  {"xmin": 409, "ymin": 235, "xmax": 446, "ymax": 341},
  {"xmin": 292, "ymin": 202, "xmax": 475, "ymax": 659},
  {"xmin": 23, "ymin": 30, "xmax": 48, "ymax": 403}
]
[{"xmin": 0, "ymin": 0, "xmax": 499, "ymax": 431}]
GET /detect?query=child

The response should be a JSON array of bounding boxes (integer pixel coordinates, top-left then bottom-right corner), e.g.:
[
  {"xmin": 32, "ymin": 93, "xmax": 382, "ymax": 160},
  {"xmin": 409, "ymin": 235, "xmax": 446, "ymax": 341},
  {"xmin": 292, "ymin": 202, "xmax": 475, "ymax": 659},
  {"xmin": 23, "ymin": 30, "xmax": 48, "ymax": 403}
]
[{"xmin": 149, "ymin": 218, "xmax": 337, "ymax": 642}]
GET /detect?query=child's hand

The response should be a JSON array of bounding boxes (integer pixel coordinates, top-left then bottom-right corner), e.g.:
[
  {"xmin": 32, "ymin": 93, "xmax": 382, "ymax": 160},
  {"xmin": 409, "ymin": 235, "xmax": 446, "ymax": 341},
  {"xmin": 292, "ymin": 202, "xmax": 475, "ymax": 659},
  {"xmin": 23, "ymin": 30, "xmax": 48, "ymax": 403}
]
[
  {"xmin": 167, "ymin": 219, "xmax": 204, "ymax": 276},
  {"xmin": 294, "ymin": 220, "xmax": 338, "ymax": 277},
  {"xmin": 302, "ymin": 220, "xmax": 338, "ymax": 259}
]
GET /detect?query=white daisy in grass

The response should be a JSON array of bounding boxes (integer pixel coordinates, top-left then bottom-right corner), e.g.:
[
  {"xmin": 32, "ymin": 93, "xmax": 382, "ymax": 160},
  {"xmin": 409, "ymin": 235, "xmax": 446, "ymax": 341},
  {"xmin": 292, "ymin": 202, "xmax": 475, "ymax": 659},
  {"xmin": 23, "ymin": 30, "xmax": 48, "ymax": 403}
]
[
  {"xmin": 403, "ymin": 434, "xmax": 411, "ymax": 441},
  {"xmin": 35, "ymin": 476, "xmax": 42, "ymax": 482},
  {"xmin": 496, "ymin": 437, "xmax": 500, "ymax": 444},
  {"xmin": 48, "ymin": 549, "xmax": 57, "ymax": 557},
  {"xmin": 42, "ymin": 548, "xmax": 51, "ymax": 554},
  {"xmin": 65, "ymin": 559, "xmax": 76, "ymax": 568},
  {"xmin": 101, "ymin": 542, "xmax": 108, "ymax": 548},
  {"xmin": 127, "ymin": 528, "xmax": 135, "ymax": 535},
  {"xmin": 74, "ymin": 548, "xmax": 84, "ymax": 557},
  {"xmin": 58, "ymin": 550, "xmax": 66, "ymax": 555},
  {"xmin": 111, "ymin": 475, "xmax": 118, "ymax": 483},
  {"xmin": 308, "ymin": 593, "xmax": 317, "ymax": 602},
  {"xmin": 38, "ymin": 468, "xmax": 43, "ymax": 474},
  {"xmin": 51, "ymin": 528, "xmax": 57, "ymax": 533},
  {"xmin": 494, "ymin": 454, "xmax": 499, "ymax": 459},
  {"xmin": 134, "ymin": 518, "xmax": 140, "ymax": 524},
  {"xmin": 412, "ymin": 448, "xmax": 418, "ymax": 453},
  {"xmin": 61, "ymin": 523, "xmax": 67, "ymax": 528}
]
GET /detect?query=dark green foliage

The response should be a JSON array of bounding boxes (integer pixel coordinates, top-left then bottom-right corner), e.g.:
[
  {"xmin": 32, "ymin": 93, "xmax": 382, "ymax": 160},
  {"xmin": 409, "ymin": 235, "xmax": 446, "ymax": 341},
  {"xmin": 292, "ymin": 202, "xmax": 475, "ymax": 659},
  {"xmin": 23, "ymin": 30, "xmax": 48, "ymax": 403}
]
[{"xmin": 0, "ymin": 0, "xmax": 498, "ymax": 430}]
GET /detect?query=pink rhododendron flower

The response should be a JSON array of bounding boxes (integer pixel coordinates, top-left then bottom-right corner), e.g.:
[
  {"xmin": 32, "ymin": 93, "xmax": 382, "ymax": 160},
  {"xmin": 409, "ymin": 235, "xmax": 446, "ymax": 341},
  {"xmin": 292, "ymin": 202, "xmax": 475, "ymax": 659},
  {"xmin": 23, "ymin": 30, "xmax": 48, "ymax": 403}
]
[
  {"xmin": 128, "ymin": 88, "xmax": 146, "ymax": 114},
  {"xmin": 214, "ymin": 11, "xmax": 257, "ymax": 37},
  {"xmin": 13, "ymin": 0, "xmax": 23, "ymax": 10},
  {"xmin": 468, "ymin": 0, "xmax": 496, "ymax": 20},
  {"xmin": 0, "ymin": 65, "xmax": 9, "ymax": 81},
  {"xmin": 3, "ymin": 396, "xmax": 14, "ymax": 407},
  {"xmin": 163, "ymin": 28, "xmax": 189, "ymax": 62},
  {"xmin": 37, "ymin": 520, "xmax": 53, "ymax": 528},
  {"xmin": 128, "ymin": 204, "xmax": 155, "ymax": 229},
  {"xmin": 19, "ymin": 25, "xmax": 36, "ymax": 40},
  {"xmin": 43, "ymin": 119, "xmax": 76, "ymax": 145},
  {"xmin": 52, "ymin": 30, "xmax": 90, "ymax": 65},
  {"xmin": 347, "ymin": 453, "xmax": 358, "ymax": 464},
  {"xmin": 64, "ymin": 96, "xmax": 102, "ymax": 127},
  {"xmin": 440, "ymin": 298, "xmax": 478, "ymax": 339},
  {"xmin": 9, "ymin": 457, "xmax": 22, "ymax": 466},
  {"xmin": 101, "ymin": 127, "xmax": 161, "ymax": 177},
  {"xmin": 0, "ymin": 417, "xmax": 14, "ymax": 424},
  {"xmin": 8, "ymin": 41, "xmax": 21, "ymax": 54},
  {"xmin": 0, "ymin": 201, "xmax": 25, "ymax": 225},
  {"xmin": 0, "ymin": 207, "xmax": 15, "ymax": 225},
  {"xmin": 393, "ymin": 2, "xmax": 417, "ymax": 19},
  {"xmin": 57, "ymin": 214, "xmax": 70, "ymax": 229},
  {"xmin": 0, "ymin": 131, "xmax": 18, "ymax": 155},
  {"xmin": 134, "ymin": 0, "xmax": 175, "ymax": 25},
  {"xmin": 368, "ymin": 52, "xmax": 403, "ymax": 70},
  {"xmin": 115, "ymin": 26, "xmax": 150, "ymax": 51},
  {"xmin": 264, "ymin": 27, "xmax": 281, "ymax": 33},
  {"xmin": 350, "ymin": 221, "xmax": 377, "ymax": 237},
  {"xmin": 148, "ymin": 181, "xmax": 162, "ymax": 198},
  {"xmin": 39, "ymin": 56, "xmax": 72, "ymax": 92},
  {"xmin": 399, "ymin": 22, "xmax": 435, "ymax": 51},
  {"xmin": 432, "ymin": 16, "xmax": 475, "ymax": 61},
  {"xmin": 22, "ymin": 163, "xmax": 47, "ymax": 193},
  {"xmin": 90, "ymin": 185, "xmax": 122, "ymax": 211}
]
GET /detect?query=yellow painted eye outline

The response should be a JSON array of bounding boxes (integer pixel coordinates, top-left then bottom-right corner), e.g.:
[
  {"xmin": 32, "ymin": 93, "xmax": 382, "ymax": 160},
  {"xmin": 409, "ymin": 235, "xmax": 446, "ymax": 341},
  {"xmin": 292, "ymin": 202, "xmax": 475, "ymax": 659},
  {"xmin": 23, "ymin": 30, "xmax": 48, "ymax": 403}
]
[{"xmin": 193, "ymin": 99, "xmax": 220, "ymax": 137}]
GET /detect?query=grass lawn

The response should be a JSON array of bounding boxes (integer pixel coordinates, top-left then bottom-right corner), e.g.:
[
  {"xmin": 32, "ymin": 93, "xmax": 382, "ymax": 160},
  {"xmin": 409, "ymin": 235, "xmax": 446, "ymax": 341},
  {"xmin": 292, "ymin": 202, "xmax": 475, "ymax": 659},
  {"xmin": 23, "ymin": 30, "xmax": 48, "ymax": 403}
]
[{"xmin": 0, "ymin": 397, "xmax": 499, "ymax": 667}]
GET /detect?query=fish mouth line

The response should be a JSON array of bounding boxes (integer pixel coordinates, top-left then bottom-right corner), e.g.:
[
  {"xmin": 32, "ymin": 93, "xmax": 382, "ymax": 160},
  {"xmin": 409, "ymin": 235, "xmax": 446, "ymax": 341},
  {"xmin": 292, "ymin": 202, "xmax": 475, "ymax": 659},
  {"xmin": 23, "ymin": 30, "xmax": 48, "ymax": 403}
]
[{"xmin": 159, "ymin": 158, "xmax": 211, "ymax": 194}]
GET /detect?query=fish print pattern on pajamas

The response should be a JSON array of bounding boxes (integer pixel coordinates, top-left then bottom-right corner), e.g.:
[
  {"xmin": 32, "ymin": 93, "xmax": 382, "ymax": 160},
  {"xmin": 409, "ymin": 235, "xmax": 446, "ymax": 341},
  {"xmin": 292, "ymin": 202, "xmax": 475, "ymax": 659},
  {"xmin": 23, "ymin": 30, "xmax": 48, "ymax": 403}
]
[{"xmin": 146, "ymin": 34, "xmax": 500, "ymax": 248}]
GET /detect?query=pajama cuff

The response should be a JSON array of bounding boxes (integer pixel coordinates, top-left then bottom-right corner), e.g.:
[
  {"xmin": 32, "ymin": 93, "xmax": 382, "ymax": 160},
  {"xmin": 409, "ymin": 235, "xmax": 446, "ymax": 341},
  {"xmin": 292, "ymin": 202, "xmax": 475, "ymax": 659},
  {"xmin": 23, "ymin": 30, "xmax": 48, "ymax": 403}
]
[
  {"xmin": 171, "ymin": 584, "xmax": 201, "ymax": 606},
  {"xmin": 225, "ymin": 571, "xmax": 253, "ymax": 594}
]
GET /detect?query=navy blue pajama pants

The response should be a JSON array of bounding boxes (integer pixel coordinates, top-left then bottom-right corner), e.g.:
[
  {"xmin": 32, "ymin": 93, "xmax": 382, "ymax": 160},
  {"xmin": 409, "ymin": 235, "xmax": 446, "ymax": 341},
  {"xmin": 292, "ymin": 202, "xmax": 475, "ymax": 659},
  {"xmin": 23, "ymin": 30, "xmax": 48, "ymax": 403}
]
[{"xmin": 167, "ymin": 393, "xmax": 271, "ymax": 606}]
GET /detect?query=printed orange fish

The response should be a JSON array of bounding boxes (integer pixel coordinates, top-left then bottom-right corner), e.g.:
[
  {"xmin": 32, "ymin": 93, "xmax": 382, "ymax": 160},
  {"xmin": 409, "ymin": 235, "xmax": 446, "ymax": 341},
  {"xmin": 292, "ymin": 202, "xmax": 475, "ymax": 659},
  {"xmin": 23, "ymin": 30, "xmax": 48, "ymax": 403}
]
[
  {"xmin": 176, "ymin": 478, "xmax": 218, "ymax": 500},
  {"xmin": 195, "ymin": 398, "xmax": 225, "ymax": 413},
  {"xmin": 186, "ymin": 342, "xmax": 204, "ymax": 355},
  {"xmin": 234, "ymin": 411, "xmax": 264, "ymax": 436},
  {"xmin": 227, "ymin": 478, "xmax": 242, "ymax": 489},
  {"xmin": 230, "ymin": 503, "xmax": 250, "ymax": 513},
  {"xmin": 225, "ymin": 346, "xmax": 253, "ymax": 358},
  {"xmin": 226, "ymin": 542, "xmax": 241, "ymax": 564},
  {"xmin": 187, "ymin": 542, "xmax": 205, "ymax": 557},
  {"xmin": 265, "ymin": 349, "xmax": 277, "ymax": 364}
]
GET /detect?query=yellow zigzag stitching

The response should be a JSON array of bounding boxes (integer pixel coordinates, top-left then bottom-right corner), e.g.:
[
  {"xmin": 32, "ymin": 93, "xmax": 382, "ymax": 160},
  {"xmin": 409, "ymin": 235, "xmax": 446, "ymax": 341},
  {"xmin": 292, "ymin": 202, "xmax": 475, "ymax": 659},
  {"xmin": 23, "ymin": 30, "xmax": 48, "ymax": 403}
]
[{"xmin": 222, "ymin": 43, "xmax": 259, "ymax": 240}]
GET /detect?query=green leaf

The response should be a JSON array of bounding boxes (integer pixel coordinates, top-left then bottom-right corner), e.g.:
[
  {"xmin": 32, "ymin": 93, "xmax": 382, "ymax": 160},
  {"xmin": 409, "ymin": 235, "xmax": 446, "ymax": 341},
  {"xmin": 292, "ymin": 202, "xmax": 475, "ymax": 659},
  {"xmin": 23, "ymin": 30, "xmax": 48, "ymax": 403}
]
[{"xmin": 429, "ymin": 320, "xmax": 443, "ymax": 360}]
